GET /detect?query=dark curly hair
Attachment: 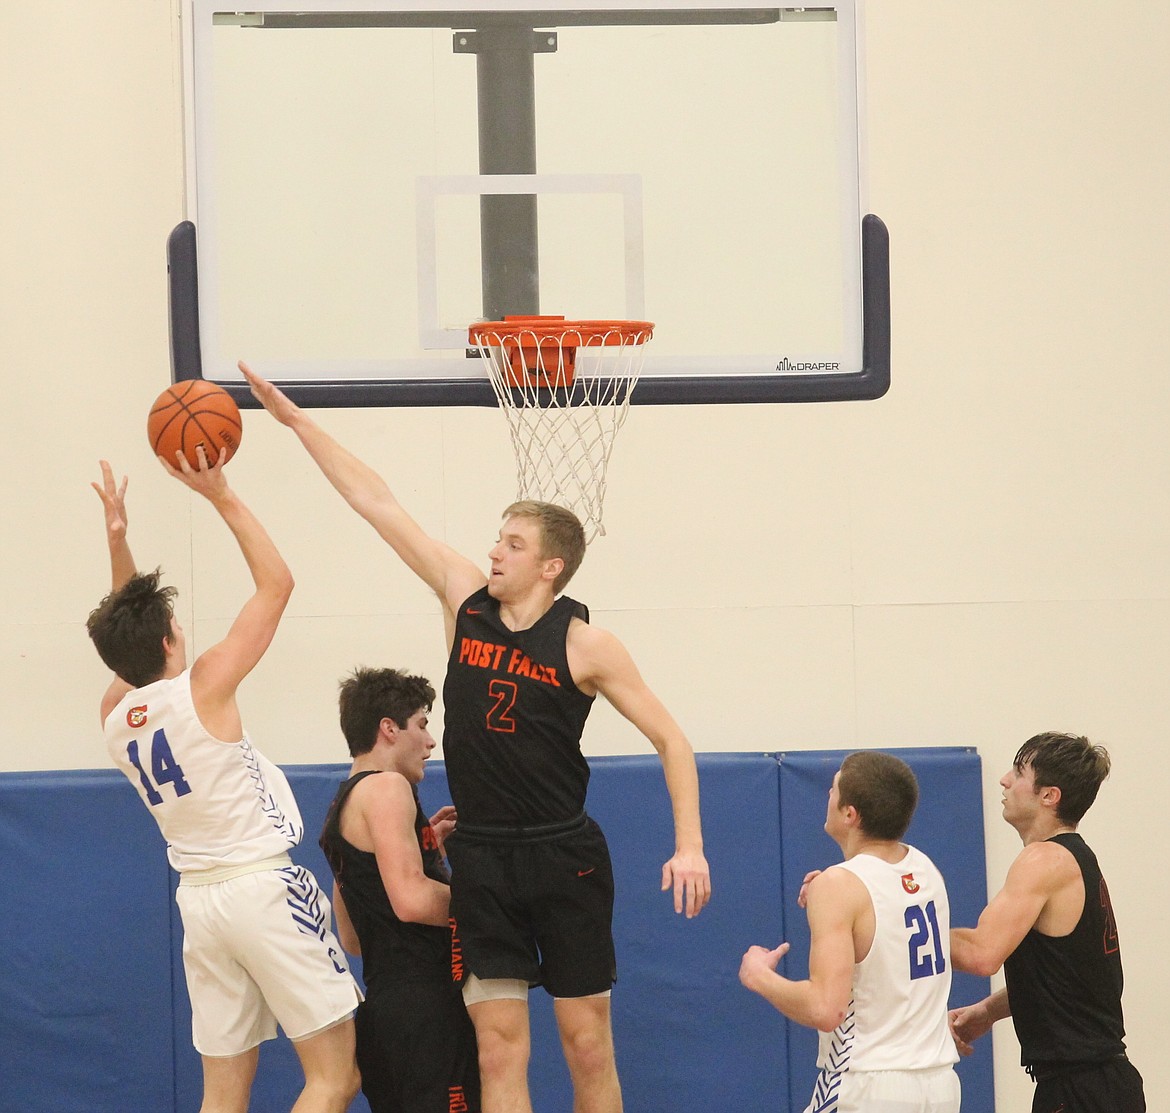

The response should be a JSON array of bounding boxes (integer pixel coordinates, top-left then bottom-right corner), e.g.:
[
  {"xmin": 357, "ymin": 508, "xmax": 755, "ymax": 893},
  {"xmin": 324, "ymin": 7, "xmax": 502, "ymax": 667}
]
[
  {"xmin": 338, "ymin": 667, "xmax": 436, "ymax": 757},
  {"xmin": 86, "ymin": 569, "xmax": 178, "ymax": 688}
]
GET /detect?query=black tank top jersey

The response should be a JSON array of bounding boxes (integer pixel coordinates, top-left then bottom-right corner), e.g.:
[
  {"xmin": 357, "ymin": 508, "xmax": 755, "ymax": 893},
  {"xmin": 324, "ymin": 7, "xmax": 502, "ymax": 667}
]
[
  {"xmin": 318, "ymin": 771, "xmax": 453, "ymax": 991},
  {"xmin": 1004, "ymin": 832, "xmax": 1127, "ymax": 1066},
  {"xmin": 442, "ymin": 586, "xmax": 595, "ymax": 826}
]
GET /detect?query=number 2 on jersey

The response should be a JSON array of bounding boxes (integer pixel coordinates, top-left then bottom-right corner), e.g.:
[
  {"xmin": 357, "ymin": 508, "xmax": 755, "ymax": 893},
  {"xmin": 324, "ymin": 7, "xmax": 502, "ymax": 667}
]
[
  {"xmin": 905, "ymin": 900, "xmax": 946, "ymax": 980},
  {"xmin": 127, "ymin": 728, "xmax": 192, "ymax": 805},
  {"xmin": 485, "ymin": 679, "xmax": 518, "ymax": 733}
]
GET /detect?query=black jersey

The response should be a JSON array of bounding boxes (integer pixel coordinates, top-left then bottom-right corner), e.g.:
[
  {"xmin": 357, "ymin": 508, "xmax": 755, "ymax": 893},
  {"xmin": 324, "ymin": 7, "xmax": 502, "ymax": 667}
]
[
  {"xmin": 319, "ymin": 772, "xmax": 454, "ymax": 992},
  {"xmin": 1004, "ymin": 832, "xmax": 1127, "ymax": 1067},
  {"xmin": 442, "ymin": 586, "xmax": 596, "ymax": 827}
]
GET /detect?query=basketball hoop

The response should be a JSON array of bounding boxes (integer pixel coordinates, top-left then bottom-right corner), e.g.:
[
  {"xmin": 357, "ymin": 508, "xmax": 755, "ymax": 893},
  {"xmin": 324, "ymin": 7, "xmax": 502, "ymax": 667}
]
[{"xmin": 468, "ymin": 316, "xmax": 654, "ymax": 543}]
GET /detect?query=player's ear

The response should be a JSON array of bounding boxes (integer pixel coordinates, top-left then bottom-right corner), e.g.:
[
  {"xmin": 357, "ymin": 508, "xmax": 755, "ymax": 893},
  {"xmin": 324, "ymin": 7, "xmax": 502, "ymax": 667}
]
[
  {"xmin": 541, "ymin": 555, "xmax": 564, "ymax": 583},
  {"xmin": 379, "ymin": 717, "xmax": 398, "ymax": 743}
]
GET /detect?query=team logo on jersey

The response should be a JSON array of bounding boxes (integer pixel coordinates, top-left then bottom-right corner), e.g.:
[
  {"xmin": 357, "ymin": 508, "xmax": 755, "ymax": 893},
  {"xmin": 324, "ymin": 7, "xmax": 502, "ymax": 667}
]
[
  {"xmin": 127, "ymin": 705, "xmax": 148, "ymax": 728},
  {"xmin": 901, "ymin": 873, "xmax": 920, "ymax": 894}
]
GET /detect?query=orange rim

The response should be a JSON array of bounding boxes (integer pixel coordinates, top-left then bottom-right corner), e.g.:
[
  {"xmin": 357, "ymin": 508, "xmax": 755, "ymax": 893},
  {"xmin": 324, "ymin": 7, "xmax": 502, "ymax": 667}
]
[
  {"xmin": 468, "ymin": 316, "xmax": 654, "ymax": 346},
  {"xmin": 469, "ymin": 316, "xmax": 654, "ymax": 389}
]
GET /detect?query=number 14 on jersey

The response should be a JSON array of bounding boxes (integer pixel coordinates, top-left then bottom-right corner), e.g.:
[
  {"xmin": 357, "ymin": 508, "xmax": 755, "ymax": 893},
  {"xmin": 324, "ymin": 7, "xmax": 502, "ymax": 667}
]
[{"xmin": 127, "ymin": 729, "xmax": 192, "ymax": 805}]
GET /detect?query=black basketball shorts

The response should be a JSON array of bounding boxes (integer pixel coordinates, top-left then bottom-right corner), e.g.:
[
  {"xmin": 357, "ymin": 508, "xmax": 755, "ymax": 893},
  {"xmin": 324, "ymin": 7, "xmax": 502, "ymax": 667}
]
[
  {"xmin": 355, "ymin": 977, "xmax": 480, "ymax": 1113},
  {"xmin": 1031, "ymin": 1055, "xmax": 1145, "ymax": 1113},
  {"xmin": 445, "ymin": 814, "xmax": 617, "ymax": 998}
]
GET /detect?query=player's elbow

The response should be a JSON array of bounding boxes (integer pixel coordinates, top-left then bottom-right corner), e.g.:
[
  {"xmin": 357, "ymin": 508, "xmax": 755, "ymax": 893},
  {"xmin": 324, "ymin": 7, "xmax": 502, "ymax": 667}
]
[
  {"xmin": 809, "ymin": 997, "xmax": 849, "ymax": 1033},
  {"xmin": 274, "ymin": 577, "xmax": 294, "ymax": 610},
  {"xmin": 964, "ymin": 952, "xmax": 1003, "ymax": 979},
  {"xmin": 950, "ymin": 937, "xmax": 1002, "ymax": 978},
  {"xmin": 812, "ymin": 1008, "xmax": 847, "ymax": 1033},
  {"xmin": 389, "ymin": 892, "xmax": 432, "ymax": 926}
]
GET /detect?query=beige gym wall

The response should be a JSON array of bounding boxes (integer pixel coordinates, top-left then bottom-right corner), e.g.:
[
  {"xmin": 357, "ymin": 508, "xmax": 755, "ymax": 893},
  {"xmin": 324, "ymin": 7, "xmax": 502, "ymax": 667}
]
[{"xmin": 1, "ymin": 3, "xmax": 1165, "ymax": 1109}]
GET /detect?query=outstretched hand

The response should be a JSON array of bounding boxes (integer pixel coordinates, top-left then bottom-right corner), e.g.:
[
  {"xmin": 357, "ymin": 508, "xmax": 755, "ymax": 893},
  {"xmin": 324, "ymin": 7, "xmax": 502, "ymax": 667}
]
[
  {"xmin": 661, "ymin": 847, "xmax": 711, "ymax": 918},
  {"xmin": 92, "ymin": 460, "xmax": 128, "ymax": 544},
  {"xmin": 158, "ymin": 444, "xmax": 229, "ymax": 499},
  {"xmin": 239, "ymin": 360, "xmax": 299, "ymax": 426}
]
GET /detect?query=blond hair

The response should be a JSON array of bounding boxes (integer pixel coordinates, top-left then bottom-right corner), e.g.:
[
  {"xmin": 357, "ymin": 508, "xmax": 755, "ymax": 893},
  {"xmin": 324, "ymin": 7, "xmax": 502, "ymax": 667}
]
[{"xmin": 502, "ymin": 501, "xmax": 586, "ymax": 592}]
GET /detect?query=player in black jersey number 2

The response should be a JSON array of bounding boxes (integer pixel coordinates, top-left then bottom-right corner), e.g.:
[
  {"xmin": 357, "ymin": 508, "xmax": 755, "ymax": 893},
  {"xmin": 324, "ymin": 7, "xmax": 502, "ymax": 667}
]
[{"xmin": 243, "ymin": 362, "xmax": 711, "ymax": 1113}]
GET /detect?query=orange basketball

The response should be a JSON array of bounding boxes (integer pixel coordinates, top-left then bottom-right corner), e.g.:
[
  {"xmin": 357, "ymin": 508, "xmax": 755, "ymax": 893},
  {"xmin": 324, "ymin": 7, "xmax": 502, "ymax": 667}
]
[{"xmin": 147, "ymin": 380, "xmax": 242, "ymax": 468}]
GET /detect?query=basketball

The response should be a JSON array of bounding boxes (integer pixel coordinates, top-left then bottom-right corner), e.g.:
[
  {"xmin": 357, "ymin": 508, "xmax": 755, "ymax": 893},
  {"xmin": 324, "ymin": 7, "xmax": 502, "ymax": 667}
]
[{"xmin": 147, "ymin": 380, "xmax": 243, "ymax": 468}]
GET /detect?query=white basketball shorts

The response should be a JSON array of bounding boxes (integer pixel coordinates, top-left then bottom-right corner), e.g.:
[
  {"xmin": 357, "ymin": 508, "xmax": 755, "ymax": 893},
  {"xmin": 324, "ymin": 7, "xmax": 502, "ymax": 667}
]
[
  {"xmin": 803, "ymin": 1065, "xmax": 961, "ymax": 1113},
  {"xmin": 176, "ymin": 863, "xmax": 362, "ymax": 1057}
]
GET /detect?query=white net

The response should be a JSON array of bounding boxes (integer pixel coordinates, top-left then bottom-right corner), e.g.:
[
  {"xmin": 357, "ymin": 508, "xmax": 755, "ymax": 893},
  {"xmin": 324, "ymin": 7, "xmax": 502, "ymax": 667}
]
[{"xmin": 469, "ymin": 320, "xmax": 654, "ymax": 543}]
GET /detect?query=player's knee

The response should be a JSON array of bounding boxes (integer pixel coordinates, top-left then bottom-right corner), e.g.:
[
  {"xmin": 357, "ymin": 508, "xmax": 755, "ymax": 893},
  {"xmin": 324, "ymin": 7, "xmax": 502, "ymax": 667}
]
[
  {"xmin": 302, "ymin": 1060, "xmax": 361, "ymax": 1112},
  {"xmin": 560, "ymin": 1022, "xmax": 616, "ymax": 1080},
  {"xmin": 474, "ymin": 1023, "xmax": 529, "ymax": 1081}
]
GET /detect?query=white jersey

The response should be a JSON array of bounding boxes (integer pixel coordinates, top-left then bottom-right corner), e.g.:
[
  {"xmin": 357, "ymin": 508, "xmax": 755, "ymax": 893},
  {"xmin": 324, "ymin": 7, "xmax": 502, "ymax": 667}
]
[
  {"xmin": 815, "ymin": 845, "xmax": 958, "ymax": 1074},
  {"xmin": 104, "ymin": 670, "xmax": 303, "ymax": 873}
]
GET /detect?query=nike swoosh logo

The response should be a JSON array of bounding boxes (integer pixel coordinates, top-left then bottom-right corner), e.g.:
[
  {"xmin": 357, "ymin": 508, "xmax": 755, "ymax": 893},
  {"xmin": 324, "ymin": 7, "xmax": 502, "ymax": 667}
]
[
  {"xmin": 577, "ymin": 868, "xmax": 595, "ymax": 877},
  {"xmin": 466, "ymin": 608, "xmax": 482, "ymax": 615}
]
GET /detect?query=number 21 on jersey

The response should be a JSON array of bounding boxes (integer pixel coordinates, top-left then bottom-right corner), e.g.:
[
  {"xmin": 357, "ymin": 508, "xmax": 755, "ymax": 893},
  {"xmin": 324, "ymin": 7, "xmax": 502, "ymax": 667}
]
[
  {"xmin": 127, "ymin": 728, "xmax": 192, "ymax": 805},
  {"xmin": 905, "ymin": 900, "xmax": 946, "ymax": 980}
]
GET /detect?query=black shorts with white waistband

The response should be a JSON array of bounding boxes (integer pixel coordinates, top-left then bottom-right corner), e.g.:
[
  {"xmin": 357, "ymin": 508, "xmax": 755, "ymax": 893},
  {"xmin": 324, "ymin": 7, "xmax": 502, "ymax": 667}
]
[{"xmin": 445, "ymin": 813, "xmax": 617, "ymax": 999}]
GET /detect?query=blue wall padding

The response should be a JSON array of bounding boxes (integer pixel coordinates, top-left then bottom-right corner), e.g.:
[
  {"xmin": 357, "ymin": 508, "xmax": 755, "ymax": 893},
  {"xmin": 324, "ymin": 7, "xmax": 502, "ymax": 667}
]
[
  {"xmin": 777, "ymin": 748, "xmax": 994, "ymax": 1113},
  {"xmin": 417, "ymin": 753, "xmax": 791, "ymax": 1113},
  {"xmin": 0, "ymin": 750, "xmax": 991, "ymax": 1113},
  {"xmin": 0, "ymin": 770, "xmax": 177, "ymax": 1113}
]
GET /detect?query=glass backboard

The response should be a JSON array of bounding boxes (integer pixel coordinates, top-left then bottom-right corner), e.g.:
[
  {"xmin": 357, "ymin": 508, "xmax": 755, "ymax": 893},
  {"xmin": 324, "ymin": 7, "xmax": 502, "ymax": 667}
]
[{"xmin": 172, "ymin": 0, "xmax": 889, "ymax": 405}]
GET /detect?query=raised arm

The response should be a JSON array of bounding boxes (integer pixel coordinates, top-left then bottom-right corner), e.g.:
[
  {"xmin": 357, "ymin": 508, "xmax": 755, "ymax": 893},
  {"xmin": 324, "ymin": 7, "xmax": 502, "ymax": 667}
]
[
  {"xmin": 949, "ymin": 840, "xmax": 1076, "ymax": 976},
  {"xmin": 570, "ymin": 622, "xmax": 710, "ymax": 917},
  {"xmin": 161, "ymin": 447, "xmax": 293, "ymax": 738},
  {"xmin": 738, "ymin": 867, "xmax": 859, "ymax": 1031},
  {"xmin": 240, "ymin": 361, "xmax": 484, "ymax": 622},
  {"xmin": 93, "ymin": 460, "xmax": 135, "ymax": 590},
  {"xmin": 93, "ymin": 461, "xmax": 136, "ymax": 718}
]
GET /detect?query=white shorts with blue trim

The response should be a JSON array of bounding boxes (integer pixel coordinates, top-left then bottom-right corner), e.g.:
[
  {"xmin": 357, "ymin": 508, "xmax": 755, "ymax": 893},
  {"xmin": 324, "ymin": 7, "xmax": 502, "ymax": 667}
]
[
  {"xmin": 803, "ymin": 1065, "xmax": 960, "ymax": 1113},
  {"xmin": 176, "ymin": 862, "xmax": 362, "ymax": 1057}
]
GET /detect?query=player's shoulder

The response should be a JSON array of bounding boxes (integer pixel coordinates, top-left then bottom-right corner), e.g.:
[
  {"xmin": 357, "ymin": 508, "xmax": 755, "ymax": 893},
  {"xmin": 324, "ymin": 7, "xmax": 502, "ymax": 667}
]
[
  {"xmin": 566, "ymin": 613, "xmax": 621, "ymax": 652},
  {"xmin": 1019, "ymin": 835, "xmax": 1079, "ymax": 864},
  {"xmin": 346, "ymin": 770, "xmax": 414, "ymax": 829},
  {"xmin": 352, "ymin": 768, "xmax": 412, "ymax": 801},
  {"xmin": 565, "ymin": 617, "xmax": 635, "ymax": 681},
  {"xmin": 812, "ymin": 861, "xmax": 871, "ymax": 901},
  {"xmin": 1010, "ymin": 837, "xmax": 1081, "ymax": 890}
]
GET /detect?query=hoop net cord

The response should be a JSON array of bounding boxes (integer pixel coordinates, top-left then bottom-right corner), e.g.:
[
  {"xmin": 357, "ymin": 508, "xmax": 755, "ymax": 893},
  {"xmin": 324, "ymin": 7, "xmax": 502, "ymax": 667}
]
[{"xmin": 469, "ymin": 322, "xmax": 653, "ymax": 543}]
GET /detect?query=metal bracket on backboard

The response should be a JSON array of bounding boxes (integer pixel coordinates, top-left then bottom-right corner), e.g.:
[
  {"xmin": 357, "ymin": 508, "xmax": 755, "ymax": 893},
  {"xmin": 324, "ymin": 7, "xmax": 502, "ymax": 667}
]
[{"xmin": 166, "ymin": 214, "xmax": 890, "ymax": 407}]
